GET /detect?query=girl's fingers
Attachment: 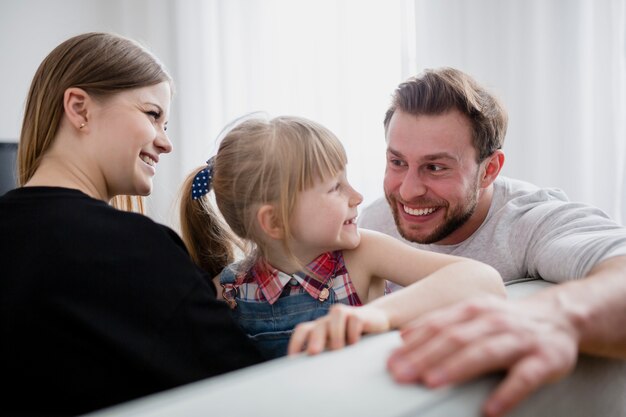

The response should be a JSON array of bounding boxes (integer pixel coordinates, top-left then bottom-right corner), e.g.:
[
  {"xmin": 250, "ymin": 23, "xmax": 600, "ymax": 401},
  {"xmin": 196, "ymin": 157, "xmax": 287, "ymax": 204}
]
[
  {"xmin": 287, "ymin": 321, "xmax": 314, "ymax": 355},
  {"xmin": 347, "ymin": 314, "xmax": 365, "ymax": 345},
  {"xmin": 306, "ymin": 318, "xmax": 331, "ymax": 355},
  {"xmin": 328, "ymin": 305, "xmax": 349, "ymax": 350},
  {"xmin": 289, "ymin": 305, "xmax": 393, "ymax": 356}
]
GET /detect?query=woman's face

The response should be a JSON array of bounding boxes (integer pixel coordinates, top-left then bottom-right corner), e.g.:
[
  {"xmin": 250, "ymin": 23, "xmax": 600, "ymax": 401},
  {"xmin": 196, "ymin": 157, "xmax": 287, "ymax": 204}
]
[{"xmin": 88, "ymin": 82, "xmax": 172, "ymax": 200}]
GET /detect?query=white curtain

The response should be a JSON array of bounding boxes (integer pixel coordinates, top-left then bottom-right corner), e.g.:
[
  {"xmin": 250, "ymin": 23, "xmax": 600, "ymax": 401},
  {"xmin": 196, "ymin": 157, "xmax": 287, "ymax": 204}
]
[
  {"xmin": 154, "ymin": 0, "xmax": 625, "ymax": 227},
  {"xmin": 166, "ymin": 0, "xmax": 412, "ymax": 227}
]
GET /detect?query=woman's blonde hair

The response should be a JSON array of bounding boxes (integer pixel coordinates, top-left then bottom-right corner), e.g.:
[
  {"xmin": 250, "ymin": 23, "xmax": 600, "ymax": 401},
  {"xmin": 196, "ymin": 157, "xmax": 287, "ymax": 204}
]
[
  {"xmin": 180, "ymin": 115, "xmax": 348, "ymax": 277},
  {"xmin": 18, "ymin": 32, "xmax": 172, "ymax": 212}
]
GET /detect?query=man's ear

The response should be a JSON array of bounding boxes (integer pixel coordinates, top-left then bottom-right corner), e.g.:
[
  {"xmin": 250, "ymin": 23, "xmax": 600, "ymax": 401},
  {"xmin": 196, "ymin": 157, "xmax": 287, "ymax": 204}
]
[
  {"xmin": 257, "ymin": 204, "xmax": 284, "ymax": 240},
  {"xmin": 479, "ymin": 150, "xmax": 505, "ymax": 188},
  {"xmin": 63, "ymin": 87, "xmax": 90, "ymax": 131}
]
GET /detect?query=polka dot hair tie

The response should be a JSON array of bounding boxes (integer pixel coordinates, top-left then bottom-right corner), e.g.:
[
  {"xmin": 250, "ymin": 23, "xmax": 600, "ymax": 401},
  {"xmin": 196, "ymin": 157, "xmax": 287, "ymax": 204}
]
[{"xmin": 191, "ymin": 157, "xmax": 215, "ymax": 200}]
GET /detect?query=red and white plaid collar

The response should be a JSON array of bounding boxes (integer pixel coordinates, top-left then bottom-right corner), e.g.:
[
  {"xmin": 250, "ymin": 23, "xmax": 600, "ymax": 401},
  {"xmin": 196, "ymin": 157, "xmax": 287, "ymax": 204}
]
[{"xmin": 247, "ymin": 251, "xmax": 343, "ymax": 305}]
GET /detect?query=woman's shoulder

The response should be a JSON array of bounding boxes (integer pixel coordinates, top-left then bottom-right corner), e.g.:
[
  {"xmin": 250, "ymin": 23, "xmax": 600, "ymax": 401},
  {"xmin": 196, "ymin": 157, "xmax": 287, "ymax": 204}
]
[
  {"xmin": 37, "ymin": 189, "xmax": 193, "ymax": 257},
  {"xmin": 104, "ymin": 209, "xmax": 191, "ymax": 255},
  {"xmin": 3, "ymin": 186, "xmax": 194, "ymax": 266},
  {"xmin": 82, "ymin": 203, "xmax": 213, "ymax": 295}
]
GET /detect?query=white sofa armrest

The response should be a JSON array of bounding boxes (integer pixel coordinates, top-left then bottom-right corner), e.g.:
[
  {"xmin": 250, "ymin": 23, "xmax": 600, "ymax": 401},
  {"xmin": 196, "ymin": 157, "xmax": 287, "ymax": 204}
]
[{"xmin": 84, "ymin": 279, "xmax": 626, "ymax": 417}]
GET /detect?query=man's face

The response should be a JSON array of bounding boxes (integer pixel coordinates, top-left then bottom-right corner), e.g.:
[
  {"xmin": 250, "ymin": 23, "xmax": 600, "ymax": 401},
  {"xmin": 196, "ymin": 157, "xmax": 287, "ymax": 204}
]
[{"xmin": 383, "ymin": 109, "xmax": 485, "ymax": 245}]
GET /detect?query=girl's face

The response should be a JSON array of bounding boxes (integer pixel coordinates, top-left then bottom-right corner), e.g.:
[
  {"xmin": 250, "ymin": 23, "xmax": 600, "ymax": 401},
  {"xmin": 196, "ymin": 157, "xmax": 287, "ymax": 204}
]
[
  {"xmin": 289, "ymin": 169, "xmax": 363, "ymax": 263},
  {"xmin": 88, "ymin": 82, "xmax": 172, "ymax": 200}
]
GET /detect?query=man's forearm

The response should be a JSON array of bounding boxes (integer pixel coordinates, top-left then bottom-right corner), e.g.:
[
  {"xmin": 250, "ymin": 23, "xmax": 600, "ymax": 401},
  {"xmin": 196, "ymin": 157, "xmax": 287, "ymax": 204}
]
[{"xmin": 538, "ymin": 255, "xmax": 626, "ymax": 358}]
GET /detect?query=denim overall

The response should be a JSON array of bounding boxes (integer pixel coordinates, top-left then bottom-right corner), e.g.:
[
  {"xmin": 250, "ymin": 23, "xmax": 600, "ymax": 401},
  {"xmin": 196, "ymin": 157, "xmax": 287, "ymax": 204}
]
[{"xmin": 219, "ymin": 267, "xmax": 352, "ymax": 359}]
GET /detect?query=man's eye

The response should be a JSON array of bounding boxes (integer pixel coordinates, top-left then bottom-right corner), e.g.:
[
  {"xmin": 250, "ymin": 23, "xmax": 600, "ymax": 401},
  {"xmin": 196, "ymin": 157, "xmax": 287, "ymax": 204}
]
[
  {"xmin": 427, "ymin": 164, "xmax": 445, "ymax": 172},
  {"xmin": 389, "ymin": 159, "xmax": 406, "ymax": 167}
]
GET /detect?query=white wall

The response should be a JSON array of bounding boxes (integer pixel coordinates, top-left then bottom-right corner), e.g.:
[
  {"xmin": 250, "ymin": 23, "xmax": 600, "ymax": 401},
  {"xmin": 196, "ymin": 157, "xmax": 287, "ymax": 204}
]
[
  {"xmin": 1, "ymin": 1, "xmax": 109, "ymax": 140},
  {"xmin": 3, "ymin": 0, "xmax": 625, "ymax": 228}
]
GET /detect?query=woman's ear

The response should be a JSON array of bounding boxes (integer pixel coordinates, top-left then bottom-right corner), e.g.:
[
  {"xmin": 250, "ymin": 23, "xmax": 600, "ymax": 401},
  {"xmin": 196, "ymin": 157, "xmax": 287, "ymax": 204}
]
[
  {"xmin": 63, "ymin": 87, "xmax": 90, "ymax": 131},
  {"xmin": 479, "ymin": 150, "xmax": 505, "ymax": 189},
  {"xmin": 257, "ymin": 204, "xmax": 284, "ymax": 240}
]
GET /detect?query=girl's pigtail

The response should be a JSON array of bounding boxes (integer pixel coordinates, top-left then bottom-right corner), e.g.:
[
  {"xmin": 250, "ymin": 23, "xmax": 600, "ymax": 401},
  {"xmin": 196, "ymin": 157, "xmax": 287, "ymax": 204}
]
[{"xmin": 180, "ymin": 165, "xmax": 236, "ymax": 278}]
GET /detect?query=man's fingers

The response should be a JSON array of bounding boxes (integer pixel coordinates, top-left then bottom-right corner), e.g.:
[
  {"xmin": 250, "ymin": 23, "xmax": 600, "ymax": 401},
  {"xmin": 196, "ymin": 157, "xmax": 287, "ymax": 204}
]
[
  {"xmin": 420, "ymin": 333, "xmax": 529, "ymax": 387},
  {"xmin": 388, "ymin": 294, "xmax": 583, "ymax": 417},
  {"xmin": 390, "ymin": 315, "xmax": 513, "ymax": 383},
  {"xmin": 484, "ymin": 339, "xmax": 577, "ymax": 417},
  {"xmin": 399, "ymin": 299, "xmax": 494, "ymax": 349},
  {"xmin": 483, "ymin": 356, "xmax": 554, "ymax": 417}
]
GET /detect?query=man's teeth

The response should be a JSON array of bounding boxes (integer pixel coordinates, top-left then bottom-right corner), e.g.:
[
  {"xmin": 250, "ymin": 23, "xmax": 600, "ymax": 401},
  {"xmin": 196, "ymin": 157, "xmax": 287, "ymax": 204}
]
[
  {"xmin": 141, "ymin": 155, "xmax": 156, "ymax": 167},
  {"xmin": 403, "ymin": 206, "xmax": 436, "ymax": 216},
  {"xmin": 344, "ymin": 218, "xmax": 356, "ymax": 225}
]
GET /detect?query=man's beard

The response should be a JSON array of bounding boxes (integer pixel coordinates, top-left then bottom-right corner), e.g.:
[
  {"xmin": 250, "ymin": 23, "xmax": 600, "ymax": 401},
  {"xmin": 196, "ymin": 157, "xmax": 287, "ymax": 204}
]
[{"xmin": 386, "ymin": 174, "xmax": 480, "ymax": 245}]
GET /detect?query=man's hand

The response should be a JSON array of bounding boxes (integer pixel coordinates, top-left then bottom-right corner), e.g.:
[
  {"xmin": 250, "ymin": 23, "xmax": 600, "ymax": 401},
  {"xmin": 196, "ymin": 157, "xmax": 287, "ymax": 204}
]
[
  {"xmin": 387, "ymin": 295, "xmax": 580, "ymax": 417},
  {"xmin": 288, "ymin": 304, "xmax": 391, "ymax": 356}
]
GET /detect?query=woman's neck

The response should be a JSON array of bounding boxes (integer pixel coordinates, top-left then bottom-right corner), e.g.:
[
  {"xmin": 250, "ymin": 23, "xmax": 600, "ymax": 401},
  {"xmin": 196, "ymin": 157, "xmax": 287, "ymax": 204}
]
[{"xmin": 26, "ymin": 152, "xmax": 107, "ymax": 202}]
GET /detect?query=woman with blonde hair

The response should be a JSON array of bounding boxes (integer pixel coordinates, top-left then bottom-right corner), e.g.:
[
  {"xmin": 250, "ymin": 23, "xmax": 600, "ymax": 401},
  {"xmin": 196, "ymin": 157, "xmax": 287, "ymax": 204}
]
[{"xmin": 0, "ymin": 32, "xmax": 262, "ymax": 417}]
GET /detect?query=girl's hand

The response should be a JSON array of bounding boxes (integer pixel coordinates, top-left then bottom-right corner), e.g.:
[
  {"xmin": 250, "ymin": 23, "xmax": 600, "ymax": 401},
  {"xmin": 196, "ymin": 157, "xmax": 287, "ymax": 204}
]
[{"xmin": 287, "ymin": 304, "xmax": 391, "ymax": 356}]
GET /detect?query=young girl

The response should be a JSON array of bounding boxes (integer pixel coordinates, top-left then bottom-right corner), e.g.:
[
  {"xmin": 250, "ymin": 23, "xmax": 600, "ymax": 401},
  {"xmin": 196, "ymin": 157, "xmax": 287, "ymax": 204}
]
[{"xmin": 180, "ymin": 115, "xmax": 504, "ymax": 359}]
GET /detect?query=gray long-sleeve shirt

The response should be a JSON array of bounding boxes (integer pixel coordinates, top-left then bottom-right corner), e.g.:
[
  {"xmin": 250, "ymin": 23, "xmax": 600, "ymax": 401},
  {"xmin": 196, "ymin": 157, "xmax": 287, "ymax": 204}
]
[{"xmin": 359, "ymin": 176, "xmax": 626, "ymax": 285}]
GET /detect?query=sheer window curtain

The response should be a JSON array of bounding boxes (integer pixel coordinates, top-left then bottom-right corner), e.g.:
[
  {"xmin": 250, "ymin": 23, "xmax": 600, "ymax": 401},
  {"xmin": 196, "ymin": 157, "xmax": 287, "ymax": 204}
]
[
  {"xmin": 154, "ymin": 0, "xmax": 625, "ymax": 228},
  {"xmin": 166, "ymin": 0, "xmax": 411, "ymax": 229}
]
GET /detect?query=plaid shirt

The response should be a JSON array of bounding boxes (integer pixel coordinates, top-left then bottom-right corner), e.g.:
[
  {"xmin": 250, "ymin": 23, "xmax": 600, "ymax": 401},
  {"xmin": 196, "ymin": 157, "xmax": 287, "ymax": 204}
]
[{"xmin": 221, "ymin": 250, "xmax": 362, "ymax": 307}]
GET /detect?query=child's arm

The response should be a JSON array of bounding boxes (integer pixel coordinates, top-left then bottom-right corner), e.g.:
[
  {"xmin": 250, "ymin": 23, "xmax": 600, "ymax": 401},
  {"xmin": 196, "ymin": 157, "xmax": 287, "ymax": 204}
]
[
  {"xmin": 346, "ymin": 229, "xmax": 502, "ymax": 293},
  {"xmin": 288, "ymin": 229, "xmax": 505, "ymax": 355}
]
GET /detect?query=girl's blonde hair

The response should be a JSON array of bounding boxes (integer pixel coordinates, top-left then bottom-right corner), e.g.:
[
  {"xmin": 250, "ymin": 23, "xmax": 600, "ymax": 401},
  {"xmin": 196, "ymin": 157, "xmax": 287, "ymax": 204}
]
[
  {"xmin": 18, "ymin": 32, "xmax": 172, "ymax": 213},
  {"xmin": 180, "ymin": 115, "xmax": 348, "ymax": 277}
]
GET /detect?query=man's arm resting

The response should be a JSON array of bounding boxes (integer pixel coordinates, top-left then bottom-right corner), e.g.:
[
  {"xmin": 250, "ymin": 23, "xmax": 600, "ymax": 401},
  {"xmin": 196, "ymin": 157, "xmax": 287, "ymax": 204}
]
[
  {"xmin": 386, "ymin": 255, "xmax": 626, "ymax": 417},
  {"xmin": 556, "ymin": 254, "xmax": 626, "ymax": 358}
]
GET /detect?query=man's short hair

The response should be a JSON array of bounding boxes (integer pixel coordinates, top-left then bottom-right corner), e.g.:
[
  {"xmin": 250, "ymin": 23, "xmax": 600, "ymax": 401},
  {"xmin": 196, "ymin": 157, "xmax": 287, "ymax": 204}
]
[{"xmin": 384, "ymin": 68, "xmax": 508, "ymax": 162}]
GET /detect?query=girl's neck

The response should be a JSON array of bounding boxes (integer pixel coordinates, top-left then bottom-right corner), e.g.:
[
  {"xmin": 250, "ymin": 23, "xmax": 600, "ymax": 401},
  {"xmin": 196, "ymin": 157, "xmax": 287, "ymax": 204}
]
[
  {"xmin": 263, "ymin": 243, "xmax": 322, "ymax": 275},
  {"xmin": 263, "ymin": 252, "xmax": 301, "ymax": 275}
]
